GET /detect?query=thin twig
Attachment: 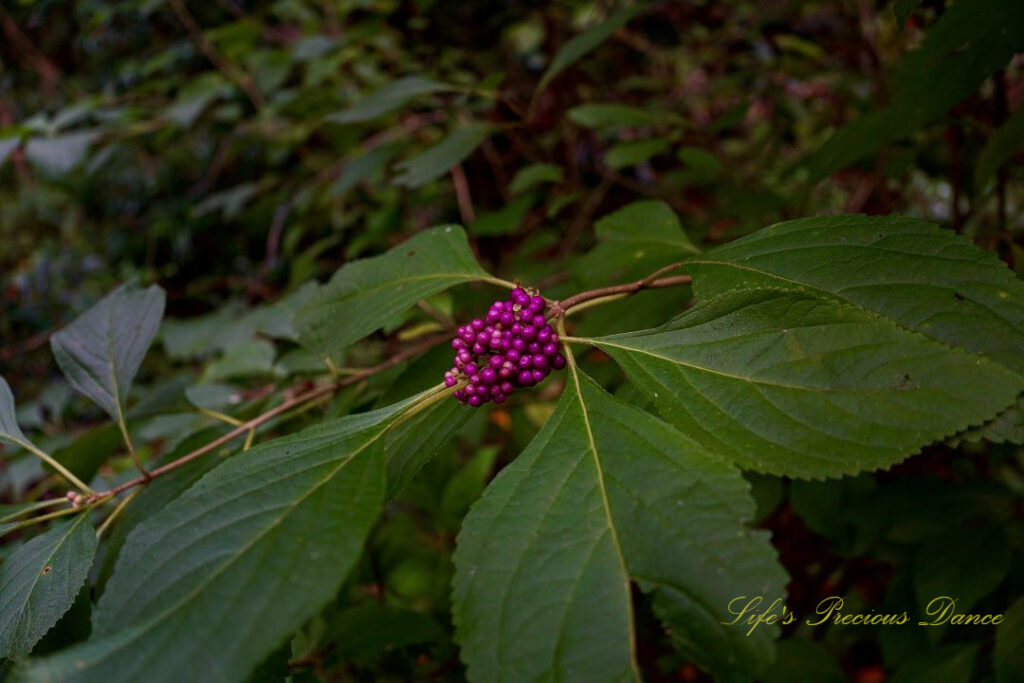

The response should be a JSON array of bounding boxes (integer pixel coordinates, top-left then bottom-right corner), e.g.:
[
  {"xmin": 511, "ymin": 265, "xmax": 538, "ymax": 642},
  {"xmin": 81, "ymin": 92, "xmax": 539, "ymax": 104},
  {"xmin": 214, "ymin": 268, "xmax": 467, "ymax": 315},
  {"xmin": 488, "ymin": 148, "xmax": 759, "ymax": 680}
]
[
  {"xmin": 451, "ymin": 164, "xmax": 476, "ymax": 224},
  {"xmin": 550, "ymin": 263, "xmax": 691, "ymax": 316},
  {"xmin": 84, "ymin": 333, "xmax": 452, "ymax": 502},
  {"xmin": 167, "ymin": 0, "xmax": 265, "ymax": 110}
]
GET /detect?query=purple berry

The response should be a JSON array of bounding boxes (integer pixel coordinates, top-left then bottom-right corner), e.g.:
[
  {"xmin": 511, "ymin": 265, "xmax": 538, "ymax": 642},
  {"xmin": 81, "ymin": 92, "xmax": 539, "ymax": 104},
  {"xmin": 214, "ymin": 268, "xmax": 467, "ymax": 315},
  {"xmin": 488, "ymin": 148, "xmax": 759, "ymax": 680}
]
[
  {"xmin": 543, "ymin": 342, "xmax": 558, "ymax": 356},
  {"xmin": 506, "ymin": 349, "xmax": 521, "ymax": 362},
  {"xmin": 537, "ymin": 327, "xmax": 552, "ymax": 343},
  {"xmin": 468, "ymin": 395, "xmax": 483, "ymax": 407},
  {"xmin": 531, "ymin": 369, "xmax": 546, "ymax": 383},
  {"xmin": 528, "ymin": 342, "xmax": 541, "ymax": 354},
  {"xmin": 551, "ymin": 353, "xmax": 566, "ymax": 370},
  {"xmin": 520, "ymin": 325, "xmax": 536, "ymax": 340},
  {"xmin": 465, "ymin": 362, "xmax": 478, "ymax": 375},
  {"xmin": 500, "ymin": 381, "xmax": 514, "ymax": 393},
  {"xmin": 530, "ymin": 295, "xmax": 545, "ymax": 310},
  {"xmin": 444, "ymin": 376, "xmax": 457, "ymax": 387},
  {"xmin": 481, "ymin": 368, "xmax": 497, "ymax": 384},
  {"xmin": 493, "ymin": 393, "xmax": 506, "ymax": 404},
  {"xmin": 489, "ymin": 355, "xmax": 503, "ymax": 369},
  {"xmin": 517, "ymin": 355, "xmax": 532, "ymax": 369},
  {"xmin": 518, "ymin": 370, "xmax": 534, "ymax": 386},
  {"xmin": 533, "ymin": 354, "xmax": 548, "ymax": 370}
]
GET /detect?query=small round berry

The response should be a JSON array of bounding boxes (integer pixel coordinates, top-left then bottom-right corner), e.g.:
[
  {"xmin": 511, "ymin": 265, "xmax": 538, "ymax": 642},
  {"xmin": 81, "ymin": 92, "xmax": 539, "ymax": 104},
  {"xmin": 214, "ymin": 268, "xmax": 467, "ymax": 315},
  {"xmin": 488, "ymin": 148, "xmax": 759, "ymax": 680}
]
[
  {"xmin": 533, "ymin": 354, "xmax": 548, "ymax": 370},
  {"xmin": 500, "ymin": 381, "xmax": 515, "ymax": 394},
  {"xmin": 531, "ymin": 369, "xmax": 546, "ymax": 383},
  {"xmin": 468, "ymin": 395, "xmax": 483, "ymax": 407},
  {"xmin": 549, "ymin": 333, "xmax": 559, "ymax": 345},
  {"xmin": 489, "ymin": 355, "xmax": 503, "ymax": 369},
  {"xmin": 470, "ymin": 373, "xmax": 481, "ymax": 384},
  {"xmin": 465, "ymin": 362, "xmax": 478, "ymax": 375},
  {"xmin": 489, "ymin": 384, "xmax": 503, "ymax": 397},
  {"xmin": 471, "ymin": 318, "xmax": 485, "ymax": 331},
  {"xmin": 486, "ymin": 311, "xmax": 500, "ymax": 324},
  {"xmin": 506, "ymin": 349, "xmax": 521, "ymax": 362},
  {"xmin": 511, "ymin": 338, "xmax": 526, "ymax": 352},
  {"xmin": 500, "ymin": 311, "xmax": 515, "ymax": 326},
  {"xmin": 452, "ymin": 338, "xmax": 464, "ymax": 350},
  {"xmin": 543, "ymin": 342, "xmax": 558, "ymax": 356},
  {"xmin": 528, "ymin": 342, "xmax": 541, "ymax": 354},
  {"xmin": 551, "ymin": 353, "xmax": 567, "ymax": 370},
  {"xmin": 520, "ymin": 325, "xmax": 536, "ymax": 340},
  {"xmin": 444, "ymin": 376, "xmax": 457, "ymax": 388},
  {"xmin": 518, "ymin": 370, "xmax": 534, "ymax": 386},
  {"xmin": 510, "ymin": 322, "xmax": 522, "ymax": 335},
  {"xmin": 536, "ymin": 327, "xmax": 552, "ymax": 343},
  {"xmin": 530, "ymin": 295, "xmax": 546, "ymax": 310},
  {"xmin": 498, "ymin": 367, "xmax": 512, "ymax": 379},
  {"xmin": 510, "ymin": 287, "xmax": 526, "ymax": 300},
  {"xmin": 531, "ymin": 314, "xmax": 546, "ymax": 327},
  {"xmin": 481, "ymin": 368, "xmax": 497, "ymax": 384},
  {"xmin": 472, "ymin": 342, "xmax": 485, "ymax": 354},
  {"xmin": 517, "ymin": 355, "xmax": 532, "ymax": 369},
  {"xmin": 493, "ymin": 393, "xmax": 507, "ymax": 404}
]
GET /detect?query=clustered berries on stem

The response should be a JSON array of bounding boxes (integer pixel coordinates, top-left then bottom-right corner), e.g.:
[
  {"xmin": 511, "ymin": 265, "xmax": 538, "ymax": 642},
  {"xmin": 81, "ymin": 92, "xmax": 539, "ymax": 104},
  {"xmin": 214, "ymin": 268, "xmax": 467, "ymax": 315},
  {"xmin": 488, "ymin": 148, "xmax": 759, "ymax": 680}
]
[{"xmin": 445, "ymin": 287, "xmax": 567, "ymax": 406}]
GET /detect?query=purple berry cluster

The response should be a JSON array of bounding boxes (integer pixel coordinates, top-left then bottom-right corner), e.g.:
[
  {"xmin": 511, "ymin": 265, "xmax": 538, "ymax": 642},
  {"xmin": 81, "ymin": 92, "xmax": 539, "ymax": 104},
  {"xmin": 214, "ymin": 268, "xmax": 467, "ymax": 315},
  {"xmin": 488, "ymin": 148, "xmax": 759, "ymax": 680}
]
[{"xmin": 445, "ymin": 287, "xmax": 567, "ymax": 406}]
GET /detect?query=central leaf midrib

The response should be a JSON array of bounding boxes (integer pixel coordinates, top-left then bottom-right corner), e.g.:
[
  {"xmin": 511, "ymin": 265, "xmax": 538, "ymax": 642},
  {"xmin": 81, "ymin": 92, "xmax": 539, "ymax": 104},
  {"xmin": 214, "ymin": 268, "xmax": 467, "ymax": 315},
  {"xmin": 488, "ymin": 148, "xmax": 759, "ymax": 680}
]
[{"xmin": 566, "ymin": 360, "xmax": 641, "ymax": 682}]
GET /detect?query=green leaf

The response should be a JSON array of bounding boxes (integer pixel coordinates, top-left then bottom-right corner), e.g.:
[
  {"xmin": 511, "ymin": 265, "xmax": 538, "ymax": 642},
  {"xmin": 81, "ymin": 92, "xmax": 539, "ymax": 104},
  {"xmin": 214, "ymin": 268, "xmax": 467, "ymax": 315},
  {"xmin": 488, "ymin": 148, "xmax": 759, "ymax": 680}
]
[
  {"xmin": 995, "ymin": 598, "xmax": 1024, "ymax": 683},
  {"xmin": 807, "ymin": 0, "xmax": 1024, "ymax": 180},
  {"xmin": 202, "ymin": 340, "xmax": 276, "ymax": 382},
  {"xmin": 914, "ymin": 526, "xmax": 1008, "ymax": 613},
  {"xmin": 452, "ymin": 363, "xmax": 786, "ymax": 682},
  {"xmin": 0, "ymin": 515, "xmax": 97, "ymax": 659},
  {"xmin": 50, "ymin": 282, "xmax": 166, "ymax": 427},
  {"xmin": 0, "ymin": 377, "xmax": 35, "ymax": 452},
  {"xmin": 687, "ymin": 215, "xmax": 1024, "ymax": 379},
  {"xmin": 393, "ymin": 124, "xmax": 495, "ymax": 188},
  {"xmin": 891, "ymin": 643, "xmax": 978, "ymax": 683},
  {"xmin": 588, "ymin": 288, "xmax": 1023, "ymax": 478},
  {"xmin": 580, "ymin": 200, "xmax": 699, "ymax": 285},
  {"xmin": 508, "ymin": 163, "xmax": 563, "ymax": 195},
  {"xmin": 24, "ymin": 132, "xmax": 97, "ymax": 176},
  {"xmin": 329, "ymin": 144, "xmax": 398, "ymax": 197},
  {"xmin": 535, "ymin": 7, "xmax": 638, "ymax": 97},
  {"xmin": 469, "ymin": 194, "xmax": 534, "ymax": 236},
  {"xmin": 328, "ymin": 604, "xmax": 445, "ymax": 662},
  {"xmin": 975, "ymin": 110, "xmax": 1024, "ymax": 193},
  {"xmin": 328, "ymin": 76, "xmax": 453, "ymax": 125},
  {"xmin": 604, "ymin": 138, "xmax": 670, "ymax": 169},
  {"xmin": 295, "ymin": 225, "xmax": 491, "ymax": 363},
  {"xmin": 14, "ymin": 391, "xmax": 453, "ymax": 683},
  {"xmin": 567, "ymin": 103, "xmax": 658, "ymax": 129}
]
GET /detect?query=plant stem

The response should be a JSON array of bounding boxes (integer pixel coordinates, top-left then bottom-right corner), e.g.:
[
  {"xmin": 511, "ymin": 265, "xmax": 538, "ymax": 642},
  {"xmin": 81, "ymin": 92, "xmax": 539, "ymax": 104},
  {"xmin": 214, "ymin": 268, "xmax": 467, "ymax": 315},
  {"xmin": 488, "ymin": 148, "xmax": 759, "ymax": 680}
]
[
  {"xmin": 20, "ymin": 441, "xmax": 94, "ymax": 494},
  {"xmin": 551, "ymin": 265, "xmax": 692, "ymax": 317},
  {"xmin": 84, "ymin": 333, "xmax": 452, "ymax": 502},
  {"xmin": 96, "ymin": 488, "xmax": 140, "ymax": 540}
]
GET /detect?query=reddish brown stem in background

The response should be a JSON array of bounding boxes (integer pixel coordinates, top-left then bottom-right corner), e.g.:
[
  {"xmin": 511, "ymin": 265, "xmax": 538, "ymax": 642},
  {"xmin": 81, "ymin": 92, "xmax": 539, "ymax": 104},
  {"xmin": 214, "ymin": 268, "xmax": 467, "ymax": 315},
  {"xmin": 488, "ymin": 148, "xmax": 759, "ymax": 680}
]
[
  {"xmin": 167, "ymin": 0, "xmax": 265, "ymax": 110},
  {"xmin": 552, "ymin": 265, "xmax": 692, "ymax": 316}
]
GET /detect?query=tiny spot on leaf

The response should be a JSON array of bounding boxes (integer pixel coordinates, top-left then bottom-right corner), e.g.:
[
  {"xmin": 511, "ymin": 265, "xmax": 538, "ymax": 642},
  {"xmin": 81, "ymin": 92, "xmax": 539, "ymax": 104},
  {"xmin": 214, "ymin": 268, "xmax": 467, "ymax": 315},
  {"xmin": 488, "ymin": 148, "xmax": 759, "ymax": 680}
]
[
  {"xmin": 954, "ymin": 291, "xmax": 965, "ymax": 301},
  {"xmin": 41, "ymin": 565, "xmax": 52, "ymax": 575}
]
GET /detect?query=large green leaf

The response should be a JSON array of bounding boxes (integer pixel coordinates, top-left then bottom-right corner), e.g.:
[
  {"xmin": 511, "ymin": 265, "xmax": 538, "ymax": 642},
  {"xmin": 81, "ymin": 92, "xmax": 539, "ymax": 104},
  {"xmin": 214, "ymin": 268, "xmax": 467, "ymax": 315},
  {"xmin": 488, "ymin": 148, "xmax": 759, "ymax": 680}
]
[
  {"xmin": 393, "ymin": 124, "xmax": 496, "ymax": 188},
  {"xmin": 452, "ymin": 362, "xmax": 786, "ymax": 682},
  {"xmin": 579, "ymin": 200, "xmax": 699, "ymax": 286},
  {"xmin": 50, "ymin": 282, "xmax": 166, "ymax": 426},
  {"xmin": 295, "ymin": 225, "xmax": 492, "ymax": 363},
  {"xmin": 807, "ymin": 0, "xmax": 1024, "ymax": 180},
  {"xmin": 686, "ymin": 214, "xmax": 1024, "ymax": 444},
  {"xmin": 588, "ymin": 288, "xmax": 1023, "ymax": 478},
  {"xmin": 0, "ymin": 515, "xmax": 97, "ymax": 659},
  {"xmin": 534, "ymin": 7, "xmax": 638, "ymax": 97},
  {"xmin": 14, "ymin": 389, "xmax": 461, "ymax": 683}
]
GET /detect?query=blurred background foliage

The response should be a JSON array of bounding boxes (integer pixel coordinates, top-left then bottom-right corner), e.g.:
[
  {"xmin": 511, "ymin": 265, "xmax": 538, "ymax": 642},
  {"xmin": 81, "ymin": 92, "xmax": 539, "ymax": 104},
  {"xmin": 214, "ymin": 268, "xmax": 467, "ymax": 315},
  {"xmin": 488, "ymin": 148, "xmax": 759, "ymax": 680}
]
[{"xmin": 0, "ymin": 1, "xmax": 1022, "ymax": 681}]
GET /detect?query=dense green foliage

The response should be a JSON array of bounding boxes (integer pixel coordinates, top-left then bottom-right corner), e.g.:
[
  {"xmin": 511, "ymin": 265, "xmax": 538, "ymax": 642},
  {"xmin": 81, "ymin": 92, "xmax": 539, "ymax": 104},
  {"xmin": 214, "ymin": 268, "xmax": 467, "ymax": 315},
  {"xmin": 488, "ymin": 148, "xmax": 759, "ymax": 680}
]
[{"xmin": 1, "ymin": 1, "xmax": 1022, "ymax": 682}]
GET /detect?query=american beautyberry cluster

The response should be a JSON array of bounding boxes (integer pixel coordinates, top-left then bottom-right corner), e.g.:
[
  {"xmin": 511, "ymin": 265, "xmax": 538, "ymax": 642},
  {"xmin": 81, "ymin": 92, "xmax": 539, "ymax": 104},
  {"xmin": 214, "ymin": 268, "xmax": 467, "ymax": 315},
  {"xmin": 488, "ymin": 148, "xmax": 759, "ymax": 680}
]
[{"xmin": 445, "ymin": 287, "xmax": 567, "ymax": 406}]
